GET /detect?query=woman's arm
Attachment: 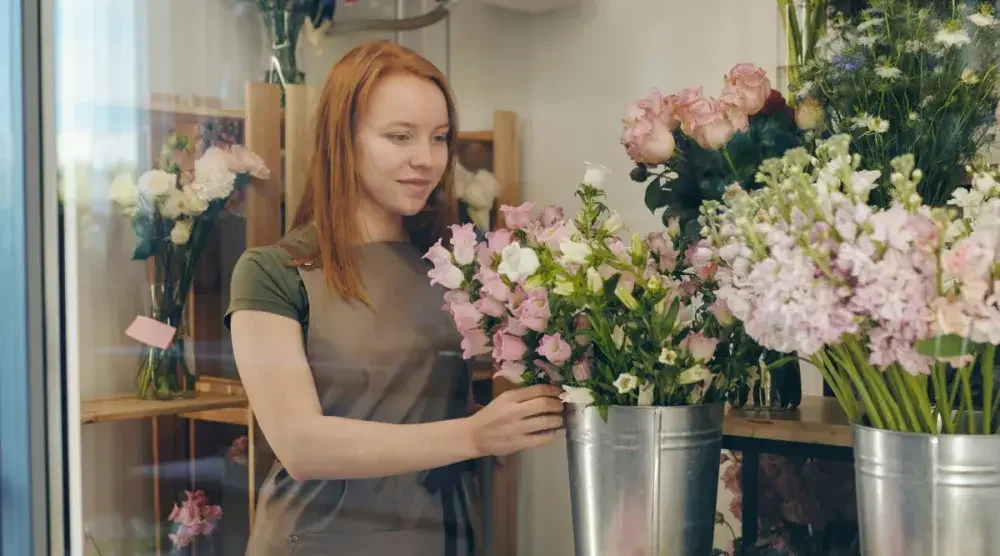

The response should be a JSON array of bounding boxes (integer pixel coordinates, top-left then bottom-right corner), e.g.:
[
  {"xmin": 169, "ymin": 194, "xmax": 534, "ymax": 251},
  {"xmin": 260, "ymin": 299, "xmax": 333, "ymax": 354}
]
[{"xmin": 231, "ymin": 309, "xmax": 564, "ymax": 482}]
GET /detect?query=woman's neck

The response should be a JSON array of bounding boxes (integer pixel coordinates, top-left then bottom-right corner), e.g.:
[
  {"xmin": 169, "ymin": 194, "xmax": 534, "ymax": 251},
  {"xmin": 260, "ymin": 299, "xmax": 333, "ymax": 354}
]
[{"xmin": 356, "ymin": 198, "xmax": 407, "ymax": 243}]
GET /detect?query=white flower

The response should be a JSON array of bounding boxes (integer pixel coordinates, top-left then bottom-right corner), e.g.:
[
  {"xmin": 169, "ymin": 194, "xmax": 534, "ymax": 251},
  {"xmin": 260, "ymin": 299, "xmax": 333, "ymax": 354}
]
[
  {"xmin": 856, "ymin": 36, "xmax": 876, "ymax": 47},
  {"xmin": 857, "ymin": 18, "xmax": 884, "ymax": 32},
  {"xmin": 875, "ymin": 65, "xmax": 902, "ymax": 80},
  {"xmin": 611, "ymin": 326, "xmax": 626, "ymax": 349},
  {"xmin": 970, "ymin": 13, "xmax": 996, "ymax": 27},
  {"xmin": 558, "ymin": 240, "xmax": 592, "ymax": 266},
  {"xmin": 497, "ymin": 242, "xmax": 540, "ymax": 281},
  {"xmin": 138, "ymin": 169, "xmax": 175, "ymax": 197},
  {"xmin": 602, "ymin": 211, "xmax": 623, "ymax": 234},
  {"xmin": 934, "ymin": 28, "xmax": 971, "ymax": 48},
  {"xmin": 582, "ymin": 161, "xmax": 610, "ymax": 188},
  {"xmin": 961, "ymin": 69, "xmax": 980, "ymax": 85},
  {"xmin": 170, "ymin": 220, "xmax": 191, "ymax": 245},
  {"xmin": 159, "ymin": 189, "xmax": 187, "ymax": 220},
  {"xmin": 183, "ymin": 186, "xmax": 209, "ymax": 215},
  {"xmin": 637, "ymin": 382, "xmax": 654, "ymax": 406},
  {"xmin": 972, "ymin": 173, "xmax": 998, "ymax": 194},
  {"xmin": 867, "ymin": 117, "xmax": 889, "ymax": 134},
  {"xmin": 658, "ymin": 348, "xmax": 677, "ymax": 365},
  {"xmin": 553, "ymin": 277, "xmax": 575, "ymax": 296},
  {"xmin": 586, "ymin": 267, "xmax": 603, "ymax": 293},
  {"xmin": 850, "ymin": 170, "xmax": 882, "ymax": 196},
  {"xmin": 613, "ymin": 373, "xmax": 639, "ymax": 394},
  {"xmin": 678, "ymin": 365, "xmax": 713, "ymax": 386},
  {"xmin": 109, "ymin": 172, "xmax": 139, "ymax": 207},
  {"xmin": 559, "ymin": 385, "xmax": 595, "ymax": 406},
  {"xmin": 191, "ymin": 149, "xmax": 236, "ymax": 201}
]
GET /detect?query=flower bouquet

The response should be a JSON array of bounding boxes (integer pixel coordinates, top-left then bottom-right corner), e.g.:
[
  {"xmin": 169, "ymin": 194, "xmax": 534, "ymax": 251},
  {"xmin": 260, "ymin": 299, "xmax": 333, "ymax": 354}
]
[
  {"xmin": 701, "ymin": 133, "xmax": 1000, "ymax": 552},
  {"xmin": 111, "ymin": 133, "xmax": 269, "ymax": 400},
  {"xmin": 797, "ymin": 0, "xmax": 1000, "ymax": 207},
  {"xmin": 425, "ymin": 163, "xmax": 738, "ymax": 555},
  {"xmin": 167, "ymin": 489, "xmax": 223, "ymax": 553},
  {"xmin": 622, "ymin": 63, "xmax": 806, "ymax": 240}
]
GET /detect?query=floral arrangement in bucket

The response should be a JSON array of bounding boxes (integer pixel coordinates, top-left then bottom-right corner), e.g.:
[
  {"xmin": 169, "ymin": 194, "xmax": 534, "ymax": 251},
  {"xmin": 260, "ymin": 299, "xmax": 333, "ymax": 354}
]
[
  {"xmin": 111, "ymin": 132, "xmax": 269, "ymax": 400},
  {"xmin": 795, "ymin": 0, "xmax": 1000, "ymax": 207},
  {"xmin": 423, "ymin": 163, "xmax": 749, "ymax": 418},
  {"xmin": 700, "ymin": 133, "xmax": 1000, "ymax": 434}
]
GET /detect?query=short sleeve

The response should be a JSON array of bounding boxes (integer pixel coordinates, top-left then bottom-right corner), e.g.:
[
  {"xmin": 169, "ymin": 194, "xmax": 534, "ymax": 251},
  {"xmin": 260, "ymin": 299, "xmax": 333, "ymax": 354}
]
[{"xmin": 224, "ymin": 246, "xmax": 307, "ymax": 329}]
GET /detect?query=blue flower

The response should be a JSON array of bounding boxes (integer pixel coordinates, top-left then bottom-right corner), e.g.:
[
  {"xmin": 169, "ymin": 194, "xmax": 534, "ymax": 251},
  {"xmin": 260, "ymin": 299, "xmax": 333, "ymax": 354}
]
[{"xmin": 832, "ymin": 53, "xmax": 866, "ymax": 73}]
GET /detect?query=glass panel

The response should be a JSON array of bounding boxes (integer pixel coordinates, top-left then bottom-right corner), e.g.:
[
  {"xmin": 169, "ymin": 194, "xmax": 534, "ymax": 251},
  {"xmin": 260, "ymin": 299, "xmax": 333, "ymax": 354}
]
[{"xmin": 54, "ymin": 2, "xmax": 449, "ymax": 554}]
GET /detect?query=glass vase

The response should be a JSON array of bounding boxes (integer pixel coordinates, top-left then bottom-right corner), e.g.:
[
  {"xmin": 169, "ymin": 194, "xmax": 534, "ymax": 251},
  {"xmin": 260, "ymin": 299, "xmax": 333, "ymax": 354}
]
[
  {"xmin": 260, "ymin": 8, "xmax": 306, "ymax": 91},
  {"xmin": 728, "ymin": 358, "xmax": 802, "ymax": 411},
  {"xmin": 135, "ymin": 284, "xmax": 197, "ymax": 401}
]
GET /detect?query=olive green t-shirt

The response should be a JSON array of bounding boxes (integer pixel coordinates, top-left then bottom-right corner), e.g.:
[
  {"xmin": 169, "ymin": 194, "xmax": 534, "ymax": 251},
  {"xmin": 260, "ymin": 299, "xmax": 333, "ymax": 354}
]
[{"xmin": 224, "ymin": 225, "xmax": 316, "ymax": 332}]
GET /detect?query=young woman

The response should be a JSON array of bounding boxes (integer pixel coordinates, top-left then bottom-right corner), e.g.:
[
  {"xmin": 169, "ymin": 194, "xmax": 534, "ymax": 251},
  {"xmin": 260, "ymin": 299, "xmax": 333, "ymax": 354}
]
[{"xmin": 226, "ymin": 40, "xmax": 564, "ymax": 556}]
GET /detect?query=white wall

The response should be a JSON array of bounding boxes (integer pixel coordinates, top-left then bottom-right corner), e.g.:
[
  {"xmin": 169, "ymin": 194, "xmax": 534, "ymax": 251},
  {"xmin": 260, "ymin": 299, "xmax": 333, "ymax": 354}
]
[
  {"xmin": 65, "ymin": 0, "xmax": 783, "ymax": 553},
  {"xmin": 446, "ymin": 0, "xmax": 782, "ymax": 553}
]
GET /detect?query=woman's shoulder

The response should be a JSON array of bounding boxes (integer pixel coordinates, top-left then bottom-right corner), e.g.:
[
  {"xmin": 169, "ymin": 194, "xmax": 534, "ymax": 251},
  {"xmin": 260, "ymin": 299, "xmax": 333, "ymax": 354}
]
[{"xmin": 225, "ymin": 227, "xmax": 315, "ymax": 328}]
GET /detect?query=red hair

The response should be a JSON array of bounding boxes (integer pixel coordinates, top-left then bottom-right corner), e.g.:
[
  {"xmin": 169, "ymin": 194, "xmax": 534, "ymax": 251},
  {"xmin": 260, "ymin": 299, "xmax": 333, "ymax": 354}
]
[{"xmin": 288, "ymin": 40, "xmax": 459, "ymax": 303}]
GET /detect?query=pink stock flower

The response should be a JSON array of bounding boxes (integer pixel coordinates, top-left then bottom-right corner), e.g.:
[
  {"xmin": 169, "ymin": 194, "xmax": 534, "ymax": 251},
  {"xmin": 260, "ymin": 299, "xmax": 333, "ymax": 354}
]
[
  {"xmin": 493, "ymin": 331, "xmax": 527, "ymax": 361},
  {"xmin": 538, "ymin": 333, "xmax": 573, "ymax": 365},
  {"xmin": 461, "ymin": 328, "xmax": 491, "ymax": 358},
  {"xmin": 515, "ymin": 288, "xmax": 551, "ymax": 332},
  {"xmin": 500, "ymin": 202, "xmax": 534, "ymax": 229},
  {"xmin": 226, "ymin": 144, "xmax": 270, "ymax": 179},
  {"xmin": 724, "ymin": 63, "xmax": 772, "ymax": 116},
  {"xmin": 449, "ymin": 223, "xmax": 478, "ymax": 265},
  {"xmin": 620, "ymin": 89, "xmax": 678, "ymax": 165}
]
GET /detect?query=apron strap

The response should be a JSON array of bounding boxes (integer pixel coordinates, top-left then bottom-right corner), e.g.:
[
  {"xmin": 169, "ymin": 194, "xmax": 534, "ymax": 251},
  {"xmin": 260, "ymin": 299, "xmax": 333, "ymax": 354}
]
[
  {"xmin": 279, "ymin": 242, "xmax": 322, "ymax": 270},
  {"xmin": 423, "ymin": 460, "xmax": 476, "ymax": 556}
]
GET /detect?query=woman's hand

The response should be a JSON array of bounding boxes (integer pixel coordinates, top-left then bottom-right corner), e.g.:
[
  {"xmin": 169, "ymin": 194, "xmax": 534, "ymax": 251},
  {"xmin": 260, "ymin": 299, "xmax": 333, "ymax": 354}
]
[{"xmin": 466, "ymin": 384, "xmax": 565, "ymax": 457}]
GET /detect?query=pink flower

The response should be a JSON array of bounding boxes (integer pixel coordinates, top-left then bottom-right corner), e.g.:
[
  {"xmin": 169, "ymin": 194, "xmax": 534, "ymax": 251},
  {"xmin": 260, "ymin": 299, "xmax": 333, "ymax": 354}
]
[
  {"xmin": 724, "ymin": 63, "xmax": 772, "ymax": 116},
  {"xmin": 486, "ymin": 229, "xmax": 512, "ymax": 252},
  {"xmin": 449, "ymin": 223, "xmax": 478, "ymax": 265},
  {"xmin": 537, "ymin": 333, "xmax": 573, "ymax": 365},
  {"xmin": 673, "ymin": 86, "xmax": 707, "ymax": 123},
  {"xmin": 167, "ymin": 490, "xmax": 222, "ymax": 549},
  {"xmin": 499, "ymin": 202, "xmax": 534, "ymax": 229},
  {"xmin": 450, "ymin": 301, "xmax": 482, "ymax": 332},
  {"xmin": 477, "ymin": 267, "xmax": 511, "ymax": 302},
  {"xmin": 683, "ymin": 99, "xmax": 742, "ymax": 151},
  {"xmin": 494, "ymin": 361, "xmax": 526, "ymax": 384},
  {"xmin": 537, "ymin": 205, "xmax": 565, "ymax": 227},
  {"xmin": 492, "ymin": 331, "xmax": 527, "ymax": 361},
  {"xmin": 534, "ymin": 359, "xmax": 564, "ymax": 383},
  {"xmin": 572, "ymin": 358, "xmax": 592, "ymax": 381},
  {"xmin": 709, "ymin": 298, "xmax": 734, "ymax": 326},
  {"xmin": 475, "ymin": 295, "xmax": 506, "ymax": 317},
  {"xmin": 645, "ymin": 231, "xmax": 679, "ymax": 272},
  {"xmin": 428, "ymin": 262, "xmax": 464, "ymax": 289},
  {"xmin": 227, "ymin": 145, "xmax": 270, "ymax": 179},
  {"xmin": 504, "ymin": 317, "xmax": 529, "ymax": 336},
  {"xmin": 680, "ymin": 332, "xmax": 720, "ymax": 363},
  {"xmin": 685, "ymin": 239, "xmax": 718, "ymax": 279},
  {"xmin": 461, "ymin": 328, "xmax": 491, "ymax": 358},
  {"xmin": 534, "ymin": 220, "xmax": 575, "ymax": 252},
  {"xmin": 227, "ymin": 435, "xmax": 248, "ymax": 466},
  {"xmin": 442, "ymin": 290, "xmax": 469, "ymax": 312},
  {"xmin": 424, "ymin": 238, "xmax": 452, "ymax": 268},
  {"xmin": 515, "ymin": 288, "xmax": 551, "ymax": 332},
  {"xmin": 620, "ymin": 93, "xmax": 677, "ymax": 165}
]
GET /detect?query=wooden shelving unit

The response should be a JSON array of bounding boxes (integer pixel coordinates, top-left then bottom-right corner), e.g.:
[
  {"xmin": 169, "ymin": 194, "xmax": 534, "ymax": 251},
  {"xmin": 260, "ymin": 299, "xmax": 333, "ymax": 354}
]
[
  {"xmin": 80, "ymin": 391, "xmax": 247, "ymax": 425},
  {"xmin": 724, "ymin": 395, "xmax": 853, "ymax": 448}
]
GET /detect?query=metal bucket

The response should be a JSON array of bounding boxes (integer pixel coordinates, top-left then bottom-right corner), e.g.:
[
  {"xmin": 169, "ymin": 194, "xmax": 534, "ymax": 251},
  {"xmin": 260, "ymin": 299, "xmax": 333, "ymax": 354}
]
[
  {"xmin": 853, "ymin": 422, "xmax": 1000, "ymax": 555},
  {"xmin": 564, "ymin": 402, "xmax": 725, "ymax": 556}
]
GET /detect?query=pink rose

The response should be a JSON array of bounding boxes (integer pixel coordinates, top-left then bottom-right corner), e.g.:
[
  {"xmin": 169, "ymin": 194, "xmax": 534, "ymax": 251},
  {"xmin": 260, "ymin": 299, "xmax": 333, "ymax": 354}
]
[
  {"xmin": 450, "ymin": 300, "xmax": 482, "ymax": 332},
  {"xmin": 537, "ymin": 333, "xmax": 573, "ymax": 365},
  {"xmin": 515, "ymin": 288, "xmax": 551, "ymax": 332},
  {"xmin": 684, "ymin": 100, "xmax": 741, "ymax": 151},
  {"xmin": 492, "ymin": 331, "xmax": 527, "ymax": 361},
  {"xmin": 673, "ymin": 86, "xmax": 707, "ymax": 123},
  {"xmin": 449, "ymin": 223, "xmax": 478, "ymax": 265},
  {"xmin": 680, "ymin": 332, "xmax": 720, "ymax": 363},
  {"xmin": 718, "ymin": 89, "xmax": 750, "ymax": 132},
  {"xmin": 572, "ymin": 358, "xmax": 592, "ymax": 381},
  {"xmin": 499, "ymin": 202, "xmax": 534, "ymax": 229},
  {"xmin": 494, "ymin": 361, "xmax": 526, "ymax": 384},
  {"xmin": 620, "ymin": 97, "xmax": 676, "ymax": 165},
  {"xmin": 724, "ymin": 63, "xmax": 772, "ymax": 116},
  {"xmin": 461, "ymin": 328, "xmax": 491, "ymax": 358}
]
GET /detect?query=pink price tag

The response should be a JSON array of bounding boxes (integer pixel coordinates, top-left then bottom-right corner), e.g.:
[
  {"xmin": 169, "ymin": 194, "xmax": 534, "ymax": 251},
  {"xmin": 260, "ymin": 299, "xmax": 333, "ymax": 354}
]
[{"xmin": 125, "ymin": 315, "xmax": 177, "ymax": 350}]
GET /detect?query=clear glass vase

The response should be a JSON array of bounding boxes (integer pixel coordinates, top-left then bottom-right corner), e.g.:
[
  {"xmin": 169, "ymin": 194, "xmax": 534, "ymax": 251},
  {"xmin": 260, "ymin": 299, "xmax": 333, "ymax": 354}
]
[
  {"xmin": 260, "ymin": 8, "xmax": 306, "ymax": 90},
  {"xmin": 135, "ymin": 283, "xmax": 197, "ymax": 400}
]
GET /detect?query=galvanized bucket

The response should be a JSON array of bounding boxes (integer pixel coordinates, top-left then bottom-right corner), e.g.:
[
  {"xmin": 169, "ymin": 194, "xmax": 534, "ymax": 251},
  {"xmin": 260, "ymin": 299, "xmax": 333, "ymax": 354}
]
[
  {"xmin": 564, "ymin": 402, "xmax": 725, "ymax": 556},
  {"xmin": 853, "ymin": 422, "xmax": 1000, "ymax": 555}
]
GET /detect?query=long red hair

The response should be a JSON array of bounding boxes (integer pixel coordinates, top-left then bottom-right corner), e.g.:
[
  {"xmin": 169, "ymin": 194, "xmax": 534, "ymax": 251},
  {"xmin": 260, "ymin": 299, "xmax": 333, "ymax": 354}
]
[{"xmin": 288, "ymin": 40, "xmax": 459, "ymax": 303}]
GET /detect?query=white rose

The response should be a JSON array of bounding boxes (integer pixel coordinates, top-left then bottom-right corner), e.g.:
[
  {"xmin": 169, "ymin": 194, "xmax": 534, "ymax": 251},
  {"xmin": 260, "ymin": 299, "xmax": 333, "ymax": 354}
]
[
  {"xmin": 613, "ymin": 372, "xmax": 639, "ymax": 394},
  {"xmin": 138, "ymin": 169, "xmax": 175, "ymax": 197},
  {"xmin": 559, "ymin": 385, "xmax": 595, "ymax": 406},
  {"xmin": 170, "ymin": 220, "xmax": 191, "ymax": 245},
  {"xmin": 159, "ymin": 188, "xmax": 187, "ymax": 220},
  {"xmin": 183, "ymin": 186, "xmax": 209, "ymax": 215},
  {"xmin": 109, "ymin": 172, "xmax": 139, "ymax": 207},
  {"xmin": 559, "ymin": 240, "xmax": 592, "ymax": 266},
  {"xmin": 582, "ymin": 161, "xmax": 611, "ymax": 188},
  {"xmin": 497, "ymin": 242, "xmax": 540, "ymax": 281}
]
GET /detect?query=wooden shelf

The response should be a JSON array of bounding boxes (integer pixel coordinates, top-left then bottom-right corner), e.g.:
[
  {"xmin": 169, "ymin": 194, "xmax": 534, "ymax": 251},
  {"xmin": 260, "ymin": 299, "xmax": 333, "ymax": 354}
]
[
  {"xmin": 723, "ymin": 395, "xmax": 853, "ymax": 448},
  {"xmin": 457, "ymin": 130, "xmax": 494, "ymax": 142},
  {"xmin": 80, "ymin": 391, "xmax": 248, "ymax": 425}
]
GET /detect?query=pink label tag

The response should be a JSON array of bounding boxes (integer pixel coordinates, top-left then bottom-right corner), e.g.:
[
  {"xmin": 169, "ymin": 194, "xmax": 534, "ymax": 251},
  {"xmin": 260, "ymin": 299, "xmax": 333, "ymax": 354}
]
[{"xmin": 125, "ymin": 315, "xmax": 177, "ymax": 349}]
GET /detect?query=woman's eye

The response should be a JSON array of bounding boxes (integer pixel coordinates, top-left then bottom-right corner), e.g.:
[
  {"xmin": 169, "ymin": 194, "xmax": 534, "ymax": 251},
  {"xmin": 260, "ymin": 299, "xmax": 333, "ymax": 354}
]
[
  {"xmin": 388, "ymin": 133, "xmax": 410, "ymax": 142},
  {"xmin": 433, "ymin": 135, "xmax": 448, "ymax": 143}
]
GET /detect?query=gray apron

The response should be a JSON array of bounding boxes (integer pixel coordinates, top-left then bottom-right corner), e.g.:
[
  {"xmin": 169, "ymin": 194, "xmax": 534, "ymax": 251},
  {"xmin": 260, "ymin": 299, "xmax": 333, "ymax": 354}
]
[{"xmin": 245, "ymin": 240, "xmax": 478, "ymax": 556}]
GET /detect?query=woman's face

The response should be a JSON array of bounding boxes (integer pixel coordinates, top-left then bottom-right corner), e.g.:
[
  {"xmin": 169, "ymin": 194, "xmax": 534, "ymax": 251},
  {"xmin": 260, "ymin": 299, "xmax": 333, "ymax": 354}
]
[{"xmin": 355, "ymin": 72, "xmax": 451, "ymax": 220}]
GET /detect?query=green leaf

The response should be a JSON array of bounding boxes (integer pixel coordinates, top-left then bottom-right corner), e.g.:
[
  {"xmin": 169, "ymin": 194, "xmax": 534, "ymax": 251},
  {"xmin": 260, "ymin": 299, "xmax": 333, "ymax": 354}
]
[
  {"xmin": 597, "ymin": 404, "xmax": 609, "ymax": 423},
  {"xmin": 724, "ymin": 130, "xmax": 757, "ymax": 174},
  {"xmin": 132, "ymin": 236, "xmax": 158, "ymax": 260},
  {"xmin": 915, "ymin": 334, "xmax": 982, "ymax": 358},
  {"xmin": 663, "ymin": 295, "xmax": 681, "ymax": 333},
  {"xmin": 644, "ymin": 176, "xmax": 665, "ymax": 212},
  {"xmin": 602, "ymin": 272, "xmax": 622, "ymax": 301}
]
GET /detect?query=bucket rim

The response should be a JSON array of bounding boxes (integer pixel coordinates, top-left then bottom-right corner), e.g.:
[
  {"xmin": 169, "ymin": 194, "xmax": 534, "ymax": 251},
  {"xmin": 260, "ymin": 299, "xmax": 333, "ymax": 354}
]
[
  {"xmin": 851, "ymin": 419, "xmax": 1000, "ymax": 440},
  {"xmin": 563, "ymin": 401, "xmax": 726, "ymax": 411}
]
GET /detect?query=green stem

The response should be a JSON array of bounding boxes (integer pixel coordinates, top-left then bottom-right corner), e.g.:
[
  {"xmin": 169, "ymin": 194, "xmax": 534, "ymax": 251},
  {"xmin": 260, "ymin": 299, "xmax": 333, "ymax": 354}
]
[
  {"xmin": 888, "ymin": 367, "xmax": 922, "ymax": 432},
  {"xmin": 985, "ymin": 344, "xmax": 996, "ymax": 434},
  {"xmin": 932, "ymin": 361, "xmax": 956, "ymax": 434},
  {"xmin": 815, "ymin": 349, "xmax": 859, "ymax": 420},
  {"xmin": 722, "ymin": 148, "xmax": 740, "ymax": 179},
  {"xmin": 845, "ymin": 339, "xmax": 907, "ymax": 431},
  {"xmin": 960, "ymin": 362, "xmax": 976, "ymax": 434},
  {"xmin": 903, "ymin": 372, "xmax": 938, "ymax": 433}
]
